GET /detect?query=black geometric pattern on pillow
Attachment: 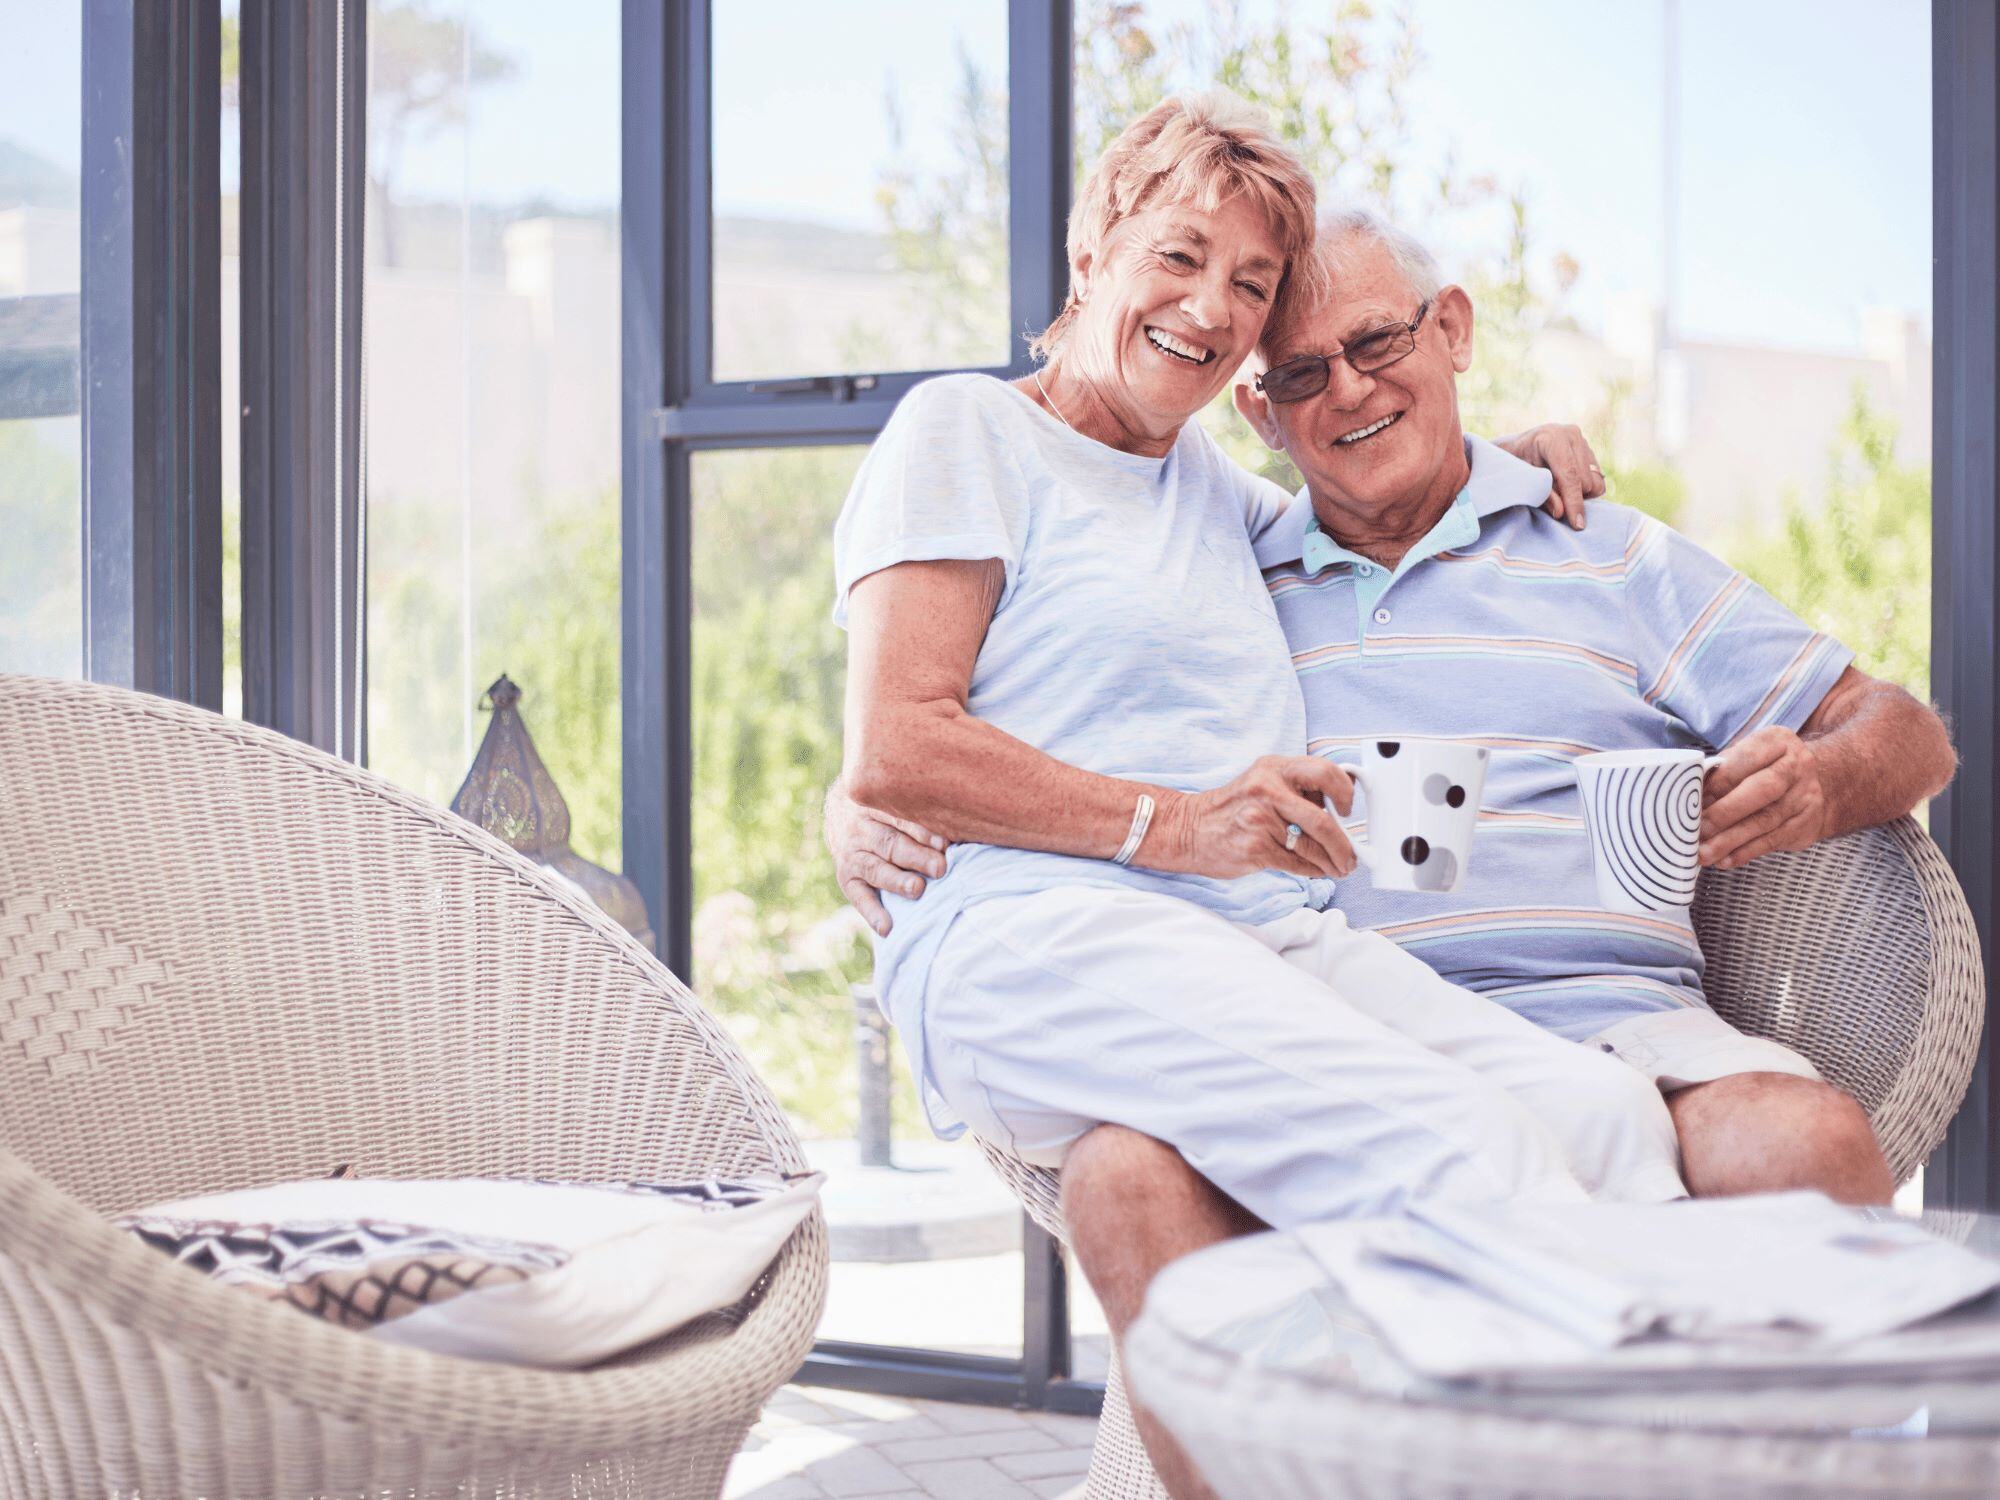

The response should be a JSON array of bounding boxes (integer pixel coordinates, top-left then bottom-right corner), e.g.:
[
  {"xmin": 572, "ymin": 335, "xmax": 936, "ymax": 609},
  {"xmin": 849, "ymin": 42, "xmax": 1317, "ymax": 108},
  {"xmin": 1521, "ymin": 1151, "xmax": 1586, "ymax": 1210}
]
[{"xmin": 121, "ymin": 1217, "xmax": 568, "ymax": 1330}]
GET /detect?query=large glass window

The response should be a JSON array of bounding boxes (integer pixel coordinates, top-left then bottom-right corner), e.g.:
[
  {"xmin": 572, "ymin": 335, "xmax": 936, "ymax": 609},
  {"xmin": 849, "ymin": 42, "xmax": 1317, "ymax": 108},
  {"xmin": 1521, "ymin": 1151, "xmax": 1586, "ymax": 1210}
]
[
  {"xmin": 691, "ymin": 445, "xmax": 1025, "ymax": 1357},
  {"xmin": 0, "ymin": 2, "xmax": 82, "ymax": 680},
  {"xmin": 709, "ymin": 1, "xmax": 1011, "ymax": 383},
  {"xmin": 361, "ymin": 2, "xmax": 623, "ymax": 870}
]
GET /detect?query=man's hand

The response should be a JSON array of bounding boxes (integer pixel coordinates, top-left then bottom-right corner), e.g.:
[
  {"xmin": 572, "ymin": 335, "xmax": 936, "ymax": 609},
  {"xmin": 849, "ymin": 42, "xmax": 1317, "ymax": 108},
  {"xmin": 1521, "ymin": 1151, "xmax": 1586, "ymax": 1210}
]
[
  {"xmin": 1493, "ymin": 423, "xmax": 1607, "ymax": 530},
  {"xmin": 1699, "ymin": 727, "xmax": 1833, "ymax": 869},
  {"xmin": 823, "ymin": 778, "xmax": 948, "ymax": 937}
]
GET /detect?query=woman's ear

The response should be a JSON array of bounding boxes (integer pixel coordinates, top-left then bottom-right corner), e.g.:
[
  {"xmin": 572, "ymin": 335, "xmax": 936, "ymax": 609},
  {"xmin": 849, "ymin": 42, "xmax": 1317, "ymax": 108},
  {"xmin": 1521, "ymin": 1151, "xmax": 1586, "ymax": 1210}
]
[
  {"xmin": 1070, "ymin": 247, "xmax": 1093, "ymax": 306},
  {"xmin": 1435, "ymin": 284, "xmax": 1477, "ymax": 373},
  {"xmin": 1233, "ymin": 375, "xmax": 1286, "ymax": 454}
]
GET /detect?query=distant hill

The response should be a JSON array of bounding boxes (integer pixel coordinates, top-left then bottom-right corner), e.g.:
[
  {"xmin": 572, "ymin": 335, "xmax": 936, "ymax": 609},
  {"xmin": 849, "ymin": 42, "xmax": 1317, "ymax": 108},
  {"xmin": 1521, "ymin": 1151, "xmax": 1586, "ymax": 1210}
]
[{"xmin": 0, "ymin": 139, "xmax": 77, "ymax": 210}]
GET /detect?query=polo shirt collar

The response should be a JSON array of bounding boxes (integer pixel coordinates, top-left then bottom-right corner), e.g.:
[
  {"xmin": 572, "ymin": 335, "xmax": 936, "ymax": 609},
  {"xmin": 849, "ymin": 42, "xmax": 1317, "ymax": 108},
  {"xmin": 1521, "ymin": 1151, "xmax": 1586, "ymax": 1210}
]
[{"xmin": 1257, "ymin": 433, "xmax": 1556, "ymax": 575}]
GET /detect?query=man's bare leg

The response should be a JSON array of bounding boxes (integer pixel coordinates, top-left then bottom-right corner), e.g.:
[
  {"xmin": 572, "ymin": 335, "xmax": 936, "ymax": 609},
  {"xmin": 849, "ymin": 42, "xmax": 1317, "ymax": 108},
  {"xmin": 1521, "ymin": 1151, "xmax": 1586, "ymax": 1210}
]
[
  {"xmin": 1060, "ymin": 1124, "xmax": 1267, "ymax": 1500},
  {"xmin": 1668, "ymin": 1072, "xmax": 1894, "ymax": 1204}
]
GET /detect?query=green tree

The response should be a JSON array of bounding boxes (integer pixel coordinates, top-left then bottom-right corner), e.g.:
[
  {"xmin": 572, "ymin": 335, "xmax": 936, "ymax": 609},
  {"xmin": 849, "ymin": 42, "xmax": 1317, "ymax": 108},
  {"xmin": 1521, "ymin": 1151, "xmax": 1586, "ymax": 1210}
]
[
  {"xmin": 1727, "ymin": 388, "xmax": 1930, "ymax": 699},
  {"xmin": 367, "ymin": 3, "xmax": 518, "ymax": 264},
  {"xmin": 685, "ymin": 449, "xmax": 873, "ymax": 1135}
]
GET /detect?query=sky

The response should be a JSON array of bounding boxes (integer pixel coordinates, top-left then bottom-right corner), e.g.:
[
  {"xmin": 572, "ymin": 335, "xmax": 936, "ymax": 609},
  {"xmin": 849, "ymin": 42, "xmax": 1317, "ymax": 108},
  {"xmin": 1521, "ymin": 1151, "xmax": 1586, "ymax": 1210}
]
[{"xmin": 0, "ymin": 0, "xmax": 1930, "ymax": 353}]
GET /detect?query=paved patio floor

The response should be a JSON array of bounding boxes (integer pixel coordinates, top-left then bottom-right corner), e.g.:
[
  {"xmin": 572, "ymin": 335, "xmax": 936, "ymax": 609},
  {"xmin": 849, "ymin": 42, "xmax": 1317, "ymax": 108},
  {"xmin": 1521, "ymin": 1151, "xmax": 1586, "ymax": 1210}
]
[{"xmin": 725, "ymin": 1383, "xmax": 1097, "ymax": 1500}]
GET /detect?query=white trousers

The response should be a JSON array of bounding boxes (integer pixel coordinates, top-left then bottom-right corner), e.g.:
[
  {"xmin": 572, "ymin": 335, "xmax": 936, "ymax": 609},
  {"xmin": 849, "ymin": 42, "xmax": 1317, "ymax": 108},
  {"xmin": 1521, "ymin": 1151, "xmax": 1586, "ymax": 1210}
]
[{"xmin": 918, "ymin": 885, "xmax": 1688, "ymax": 1230}]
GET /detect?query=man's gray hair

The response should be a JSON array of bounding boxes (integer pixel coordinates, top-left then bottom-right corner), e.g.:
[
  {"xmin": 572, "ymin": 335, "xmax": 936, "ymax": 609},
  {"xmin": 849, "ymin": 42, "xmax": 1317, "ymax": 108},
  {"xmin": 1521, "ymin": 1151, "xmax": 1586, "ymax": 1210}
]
[
  {"xmin": 1260, "ymin": 204, "xmax": 1444, "ymax": 356},
  {"xmin": 1310, "ymin": 205, "xmax": 1444, "ymax": 301}
]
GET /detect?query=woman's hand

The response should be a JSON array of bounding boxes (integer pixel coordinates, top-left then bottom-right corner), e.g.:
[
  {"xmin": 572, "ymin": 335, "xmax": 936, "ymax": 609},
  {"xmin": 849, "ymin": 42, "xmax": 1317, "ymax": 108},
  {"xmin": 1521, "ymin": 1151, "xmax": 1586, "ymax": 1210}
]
[
  {"xmin": 1147, "ymin": 756, "xmax": 1360, "ymax": 880},
  {"xmin": 1493, "ymin": 423, "xmax": 1607, "ymax": 529},
  {"xmin": 824, "ymin": 777, "xmax": 948, "ymax": 937}
]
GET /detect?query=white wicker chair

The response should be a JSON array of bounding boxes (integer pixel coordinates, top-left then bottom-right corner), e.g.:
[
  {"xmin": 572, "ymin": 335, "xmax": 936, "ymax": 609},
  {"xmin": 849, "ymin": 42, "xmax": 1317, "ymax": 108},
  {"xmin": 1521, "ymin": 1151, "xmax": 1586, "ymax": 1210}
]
[
  {"xmin": 0, "ymin": 672, "xmax": 829, "ymax": 1499},
  {"xmin": 978, "ymin": 813, "xmax": 1986, "ymax": 1500}
]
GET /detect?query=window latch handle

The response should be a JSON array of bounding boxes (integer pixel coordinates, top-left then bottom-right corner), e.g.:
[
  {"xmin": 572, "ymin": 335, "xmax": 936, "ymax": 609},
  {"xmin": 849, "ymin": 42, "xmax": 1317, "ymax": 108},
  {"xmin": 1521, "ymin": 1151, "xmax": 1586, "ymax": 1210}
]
[{"xmin": 743, "ymin": 374, "xmax": 879, "ymax": 401}]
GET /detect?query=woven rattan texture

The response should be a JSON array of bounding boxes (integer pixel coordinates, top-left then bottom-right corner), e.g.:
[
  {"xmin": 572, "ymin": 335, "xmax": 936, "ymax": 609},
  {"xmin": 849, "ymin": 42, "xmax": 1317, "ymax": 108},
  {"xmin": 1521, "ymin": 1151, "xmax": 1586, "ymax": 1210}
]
[
  {"xmin": 1690, "ymin": 816, "xmax": 1984, "ymax": 1182},
  {"xmin": 1127, "ymin": 1297, "xmax": 2000, "ymax": 1500},
  {"xmin": 981, "ymin": 814, "xmax": 1985, "ymax": 1500},
  {"xmin": 0, "ymin": 672, "xmax": 829, "ymax": 1499}
]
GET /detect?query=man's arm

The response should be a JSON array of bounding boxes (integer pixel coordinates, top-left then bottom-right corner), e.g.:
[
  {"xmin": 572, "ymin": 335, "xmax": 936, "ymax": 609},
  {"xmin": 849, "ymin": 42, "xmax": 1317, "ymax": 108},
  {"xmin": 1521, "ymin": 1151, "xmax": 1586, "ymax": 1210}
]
[{"xmin": 1699, "ymin": 666, "xmax": 1957, "ymax": 869}]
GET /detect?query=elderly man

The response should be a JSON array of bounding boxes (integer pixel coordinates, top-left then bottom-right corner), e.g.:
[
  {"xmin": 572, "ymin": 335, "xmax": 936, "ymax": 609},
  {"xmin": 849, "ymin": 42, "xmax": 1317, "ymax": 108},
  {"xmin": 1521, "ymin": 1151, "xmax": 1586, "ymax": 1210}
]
[{"xmin": 833, "ymin": 195, "xmax": 1953, "ymax": 1383}]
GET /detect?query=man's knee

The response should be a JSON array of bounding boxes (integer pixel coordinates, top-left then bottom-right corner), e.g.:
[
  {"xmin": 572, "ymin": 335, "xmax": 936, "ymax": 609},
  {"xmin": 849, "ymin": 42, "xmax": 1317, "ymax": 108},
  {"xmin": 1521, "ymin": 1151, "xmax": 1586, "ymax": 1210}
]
[
  {"xmin": 1061, "ymin": 1124, "xmax": 1255, "ymax": 1236},
  {"xmin": 1061, "ymin": 1125, "xmax": 1186, "ymax": 1223},
  {"xmin": 1669, "ymin": 1072, "xmax": 1893, "ymax": 1204},
  {"xmin": 1060, "ymin": 1125, "xmax": 1261, "ymax": 1332}
]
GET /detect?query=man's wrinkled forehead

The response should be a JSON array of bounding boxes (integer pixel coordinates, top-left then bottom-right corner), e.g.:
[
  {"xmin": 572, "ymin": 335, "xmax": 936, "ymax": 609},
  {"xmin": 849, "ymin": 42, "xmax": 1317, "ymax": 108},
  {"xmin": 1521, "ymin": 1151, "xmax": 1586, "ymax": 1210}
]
[{"xmin": 1263, "ymin": 234, "xmax": 1418, "ymax": 363}]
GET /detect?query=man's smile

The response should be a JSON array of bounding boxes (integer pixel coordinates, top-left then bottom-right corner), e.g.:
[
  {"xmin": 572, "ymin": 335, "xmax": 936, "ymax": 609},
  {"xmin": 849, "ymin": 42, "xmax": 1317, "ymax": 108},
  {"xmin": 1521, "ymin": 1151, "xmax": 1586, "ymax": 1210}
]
[{"xmin": 1335, "ymin": 410, "xmax": 1403, "ymax": 446}]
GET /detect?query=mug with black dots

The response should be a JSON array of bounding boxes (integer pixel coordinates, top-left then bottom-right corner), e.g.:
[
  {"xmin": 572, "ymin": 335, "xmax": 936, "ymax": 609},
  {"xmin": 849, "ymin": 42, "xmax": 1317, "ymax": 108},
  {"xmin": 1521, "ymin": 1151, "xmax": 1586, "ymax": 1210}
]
[{"xmin": 1339, "ymin": 738, "xmax": 1491, "ymax": 894}]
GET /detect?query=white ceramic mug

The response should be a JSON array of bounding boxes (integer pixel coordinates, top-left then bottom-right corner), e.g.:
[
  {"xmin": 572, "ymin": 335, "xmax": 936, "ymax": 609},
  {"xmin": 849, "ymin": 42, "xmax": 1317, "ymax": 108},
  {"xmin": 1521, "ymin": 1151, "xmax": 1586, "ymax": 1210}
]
[
  {"xmin": 1574, "ymin": 748, "xmax": 1720, "ymax": 914},
  {"xmin": 1344, "ymin": 738, "xmax": 1491, "ymax": 893}
]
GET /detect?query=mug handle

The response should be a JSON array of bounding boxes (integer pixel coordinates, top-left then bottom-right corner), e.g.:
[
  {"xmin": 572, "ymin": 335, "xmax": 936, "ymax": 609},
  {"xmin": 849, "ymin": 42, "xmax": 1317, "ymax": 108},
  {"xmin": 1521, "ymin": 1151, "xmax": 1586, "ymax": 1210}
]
[{"xmin": 1339, "ymin": 765, "xmax": 1382, "ymax": 874}]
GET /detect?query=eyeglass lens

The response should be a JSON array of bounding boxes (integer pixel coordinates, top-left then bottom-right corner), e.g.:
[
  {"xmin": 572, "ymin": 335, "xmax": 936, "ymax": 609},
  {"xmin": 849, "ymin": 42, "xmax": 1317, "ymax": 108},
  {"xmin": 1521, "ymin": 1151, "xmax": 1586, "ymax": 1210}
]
[{"xmin": 1263, "ymin": 326, "xmax": 1419, "ymax": 403}]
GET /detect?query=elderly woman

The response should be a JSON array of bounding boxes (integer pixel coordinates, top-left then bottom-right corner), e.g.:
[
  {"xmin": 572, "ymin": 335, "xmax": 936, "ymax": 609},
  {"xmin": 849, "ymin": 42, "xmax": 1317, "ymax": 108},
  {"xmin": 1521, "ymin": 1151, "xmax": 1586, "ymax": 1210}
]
[{"xmin": 833, "ymin": 94, "xmax": 1650, "ymax": 1236}]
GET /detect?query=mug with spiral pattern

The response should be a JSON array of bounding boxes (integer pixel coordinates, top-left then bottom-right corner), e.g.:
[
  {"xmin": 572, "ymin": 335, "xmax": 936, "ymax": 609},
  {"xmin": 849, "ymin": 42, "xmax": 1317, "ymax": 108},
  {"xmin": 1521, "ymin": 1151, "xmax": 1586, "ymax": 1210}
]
[{"xmin": 1574, "ymin": 749, "xmax": 1720, "ymax": 914}]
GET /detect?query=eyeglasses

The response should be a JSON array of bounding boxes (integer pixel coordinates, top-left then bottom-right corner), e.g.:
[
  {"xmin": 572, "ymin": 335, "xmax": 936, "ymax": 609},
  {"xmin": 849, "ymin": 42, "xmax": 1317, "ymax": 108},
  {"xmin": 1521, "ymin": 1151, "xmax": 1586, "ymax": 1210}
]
[{"xmin": 1255, "ymin": 300, "xmax": 1432, "ymax": 405}]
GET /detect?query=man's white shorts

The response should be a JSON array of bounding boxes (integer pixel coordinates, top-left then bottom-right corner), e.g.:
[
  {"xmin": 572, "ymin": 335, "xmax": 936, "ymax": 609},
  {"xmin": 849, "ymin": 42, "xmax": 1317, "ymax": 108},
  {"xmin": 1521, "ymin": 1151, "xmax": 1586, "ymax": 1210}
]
[{"xmin": 1589, "ymin": 1005, "xmax": 1823, "ymax": 1092}]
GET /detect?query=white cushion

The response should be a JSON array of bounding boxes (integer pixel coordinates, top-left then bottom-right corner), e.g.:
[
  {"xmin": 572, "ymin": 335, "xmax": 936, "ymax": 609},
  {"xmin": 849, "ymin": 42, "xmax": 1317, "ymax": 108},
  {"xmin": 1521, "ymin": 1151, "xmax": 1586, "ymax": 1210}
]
[{"xmin": 120, "ymin": 1173, "xmax": 822, "ymax": 1368}]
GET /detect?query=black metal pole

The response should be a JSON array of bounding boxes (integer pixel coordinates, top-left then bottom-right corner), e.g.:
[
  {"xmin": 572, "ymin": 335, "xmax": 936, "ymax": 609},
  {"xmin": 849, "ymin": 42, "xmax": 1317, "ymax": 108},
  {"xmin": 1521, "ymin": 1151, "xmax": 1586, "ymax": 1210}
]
[
  {"xmin": 621, "ymin": 0, "xmax": 690, "ymax": 971},
  {"xmin": 238, "ymin": 0, "xmax": 365, "ymax": 757},
  {"xmin": 79, "ymin": 0, "xmax": 221, "ymax": 708},
  {"xmin": 1008, "ymin": 0, "xmax": 1073, "ymax": 375},
  {"xmin": 1929, "ymin": 0, "xmax": 2000, "ymax": 1211}
]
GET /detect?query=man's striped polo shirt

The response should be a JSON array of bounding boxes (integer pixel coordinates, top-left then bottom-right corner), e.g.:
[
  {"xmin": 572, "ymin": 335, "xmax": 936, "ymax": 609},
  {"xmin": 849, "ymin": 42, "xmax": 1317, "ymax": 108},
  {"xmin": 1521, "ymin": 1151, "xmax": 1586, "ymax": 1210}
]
[{"xmin": 1253, "ymin": 435, "xmax": 1854, "ymax": 1043}]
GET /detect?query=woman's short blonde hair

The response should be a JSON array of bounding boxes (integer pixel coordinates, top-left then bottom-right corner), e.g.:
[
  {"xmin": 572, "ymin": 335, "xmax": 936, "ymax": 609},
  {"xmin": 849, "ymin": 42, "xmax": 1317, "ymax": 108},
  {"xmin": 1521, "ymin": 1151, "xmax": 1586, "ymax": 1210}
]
[{"xmin": 1031, "ymin": 91, "xmax": 1318, "ymax": 362}]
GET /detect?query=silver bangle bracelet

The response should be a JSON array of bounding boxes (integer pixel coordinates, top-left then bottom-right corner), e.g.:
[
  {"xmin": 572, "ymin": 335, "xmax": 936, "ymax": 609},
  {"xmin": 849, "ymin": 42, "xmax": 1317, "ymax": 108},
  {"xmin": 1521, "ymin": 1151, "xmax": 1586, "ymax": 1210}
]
[{"xmin": 1112, "ymin": 792, "xmax": 1156, "ymax": 867}]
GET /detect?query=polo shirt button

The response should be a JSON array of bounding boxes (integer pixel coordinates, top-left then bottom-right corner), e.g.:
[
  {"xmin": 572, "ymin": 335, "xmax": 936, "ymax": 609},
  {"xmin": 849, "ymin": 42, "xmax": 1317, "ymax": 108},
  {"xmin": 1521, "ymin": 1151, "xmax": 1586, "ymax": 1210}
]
[
  {"xmin": 1373, "ymin": 607, "xmax": 1392, "ymax": 624},
  {"xmin": 1356, "ymin": 563, "xmax": 1374, "ymax": 575}
]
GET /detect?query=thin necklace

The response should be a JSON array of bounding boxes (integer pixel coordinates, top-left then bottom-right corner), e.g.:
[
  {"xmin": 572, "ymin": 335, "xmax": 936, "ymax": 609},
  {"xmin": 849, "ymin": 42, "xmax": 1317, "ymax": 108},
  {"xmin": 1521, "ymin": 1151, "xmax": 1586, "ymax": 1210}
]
[{"xmin": 1033, "ymin": 365, "xmax": 1077, "ymax": 433}]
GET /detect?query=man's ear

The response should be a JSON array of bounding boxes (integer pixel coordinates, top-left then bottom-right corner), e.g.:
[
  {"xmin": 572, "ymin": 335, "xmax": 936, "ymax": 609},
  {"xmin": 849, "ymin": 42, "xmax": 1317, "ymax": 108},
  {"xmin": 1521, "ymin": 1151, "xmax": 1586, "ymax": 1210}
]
[
  {"xmin": 1234, "ymin": 375, "xmax": 1286, "ymax": 453},
  {"xmin": 1435, "ymin": 284, "xmax": 1476, "ymax": 373}
]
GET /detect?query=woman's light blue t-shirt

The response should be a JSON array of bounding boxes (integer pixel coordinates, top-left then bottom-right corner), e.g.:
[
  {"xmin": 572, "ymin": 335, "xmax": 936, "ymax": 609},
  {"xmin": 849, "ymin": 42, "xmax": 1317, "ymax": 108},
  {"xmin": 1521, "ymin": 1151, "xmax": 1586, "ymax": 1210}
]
[{"xmin": 832, "ymin": 373, "xmax": 1328, "ymax": 1134}]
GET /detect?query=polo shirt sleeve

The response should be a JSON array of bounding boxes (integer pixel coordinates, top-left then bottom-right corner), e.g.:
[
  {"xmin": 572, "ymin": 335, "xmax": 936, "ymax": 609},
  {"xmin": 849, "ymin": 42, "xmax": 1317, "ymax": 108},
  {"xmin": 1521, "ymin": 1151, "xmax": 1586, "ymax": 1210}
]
[
  {"xmin": 1622, "ymin": 512, "xmax": 1855, "ymax": 748},
  {"xmin": 831, "ymin": 376, "xmax": 1031, "ymax": 628}
]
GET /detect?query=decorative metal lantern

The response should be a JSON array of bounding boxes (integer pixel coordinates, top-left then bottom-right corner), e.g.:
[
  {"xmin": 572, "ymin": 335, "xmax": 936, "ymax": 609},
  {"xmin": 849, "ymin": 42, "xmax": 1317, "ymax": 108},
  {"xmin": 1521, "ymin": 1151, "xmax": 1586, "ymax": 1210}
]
[{"xmin": 451, "ymin": 673, "xmax": 655, "ymax": 952}]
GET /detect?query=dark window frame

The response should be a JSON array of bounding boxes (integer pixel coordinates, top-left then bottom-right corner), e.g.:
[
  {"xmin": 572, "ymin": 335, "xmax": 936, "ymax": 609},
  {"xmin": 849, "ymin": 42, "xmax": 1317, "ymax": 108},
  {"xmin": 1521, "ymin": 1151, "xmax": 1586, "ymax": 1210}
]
[
  {"xmin": 1927, "ymin": 0, "xmax": 2000, "ymax": 1212},
  {"xmin": 237, "ymin": 0, "xmax": 368, "ymax": 758},
  {"xmin": 78, "ymin": 0, "xmax": 223, "ymax": 706}
]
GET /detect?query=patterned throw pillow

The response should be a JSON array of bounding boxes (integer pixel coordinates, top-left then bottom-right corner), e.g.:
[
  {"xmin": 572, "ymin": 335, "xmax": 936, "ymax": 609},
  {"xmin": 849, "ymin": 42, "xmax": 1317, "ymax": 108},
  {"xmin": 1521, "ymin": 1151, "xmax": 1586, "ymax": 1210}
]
[
  {"xmin": 122, "ymin": 1217, "xmax": 566, "ymax": 1330},
  {"xmin": 118, "ymin": 1173, "xmax": 822, "ymax": 1367}
]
